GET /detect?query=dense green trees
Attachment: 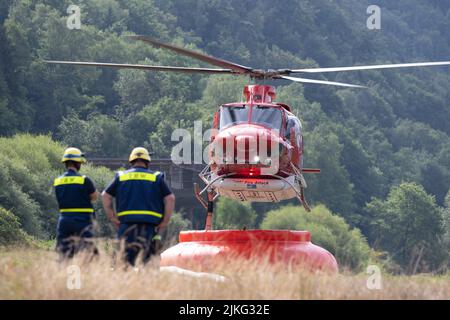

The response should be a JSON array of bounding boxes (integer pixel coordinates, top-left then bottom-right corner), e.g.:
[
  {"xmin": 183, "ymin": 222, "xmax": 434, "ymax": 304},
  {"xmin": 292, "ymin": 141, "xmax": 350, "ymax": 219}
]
[
  {"xmin": 0, "ymin": 1, "xmax": 448, "ymax": 273},
  {"xmin": 365, "ymin": 183, "xmax": 448, "ymax": 273},
  {"xmin": 1, "ymin": 1, "xmax": 448, "ymax": 208}
]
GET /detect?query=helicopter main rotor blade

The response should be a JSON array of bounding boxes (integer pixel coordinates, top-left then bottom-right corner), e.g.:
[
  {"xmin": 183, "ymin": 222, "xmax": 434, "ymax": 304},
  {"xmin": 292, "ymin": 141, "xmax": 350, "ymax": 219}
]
[
  {"xmin": 280, "ymin": 75, "xmax": 366, "ymax": 88},
  {"xmin": 291, "ymin": 61, "xmax": 450, "ymax": 73},
  {"xmin": 44, "ymin": 60, "xmax": 234, "ymax": 74},
  {"xmin": 129, "ymin": 35, "xmax": 256, "ymax": 75}
]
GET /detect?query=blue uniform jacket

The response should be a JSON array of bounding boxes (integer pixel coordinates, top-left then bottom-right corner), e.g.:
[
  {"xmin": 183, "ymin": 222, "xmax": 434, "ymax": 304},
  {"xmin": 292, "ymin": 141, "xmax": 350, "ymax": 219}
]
[
  {"xmin": 54, "ymin": 169, "xmax": 96, "ymax": 219},
  {"xmin": 104, "ymin": 167, "xmax": 173, "ymax": 225}
]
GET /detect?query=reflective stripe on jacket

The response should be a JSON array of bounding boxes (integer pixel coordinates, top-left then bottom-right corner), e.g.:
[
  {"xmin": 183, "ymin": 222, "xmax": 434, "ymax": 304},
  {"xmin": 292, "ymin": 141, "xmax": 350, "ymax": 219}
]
[{"xmin": 54, "ymin": 170, "xmax": 95, "ymax": 216}]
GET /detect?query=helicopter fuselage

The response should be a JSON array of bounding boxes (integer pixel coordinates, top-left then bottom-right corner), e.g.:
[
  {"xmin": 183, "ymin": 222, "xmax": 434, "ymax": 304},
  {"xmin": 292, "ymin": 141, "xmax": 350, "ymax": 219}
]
[
  {"xmin": 210, "ymin": 103, "xmax": 303, "ymax": 178},
  {"xmin": 201, "ymin": 85, "xmax": 307, "ymax": 203}
]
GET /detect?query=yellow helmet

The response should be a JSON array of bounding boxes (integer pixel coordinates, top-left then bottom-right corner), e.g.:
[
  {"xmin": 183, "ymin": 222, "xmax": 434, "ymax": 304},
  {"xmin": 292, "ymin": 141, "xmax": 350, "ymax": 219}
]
[
  {"xmin": 129, "ymin": 147, "xmax": 151, "ymax": 163},
  {"xmin": 61, "ymin": 147, "xmax": 86, "ymax": 163}
]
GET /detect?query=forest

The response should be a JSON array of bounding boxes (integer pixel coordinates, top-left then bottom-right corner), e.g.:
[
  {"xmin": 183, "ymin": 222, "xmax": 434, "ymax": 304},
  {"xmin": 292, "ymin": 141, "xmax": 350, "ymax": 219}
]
[{"xmin": 0, "ymin": 0, "xmax": 449, "ymax": 274}]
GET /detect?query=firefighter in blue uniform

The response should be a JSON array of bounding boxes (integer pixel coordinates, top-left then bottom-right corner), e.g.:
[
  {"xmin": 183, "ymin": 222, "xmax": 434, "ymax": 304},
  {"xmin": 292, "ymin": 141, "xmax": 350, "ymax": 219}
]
[
  {"xmin": 102, "ymin": 147, "xmax": 175, "ymax": 266},
  {"xmin": 54, "ymin": 147, "xmax": 98, "ymax": 259}
]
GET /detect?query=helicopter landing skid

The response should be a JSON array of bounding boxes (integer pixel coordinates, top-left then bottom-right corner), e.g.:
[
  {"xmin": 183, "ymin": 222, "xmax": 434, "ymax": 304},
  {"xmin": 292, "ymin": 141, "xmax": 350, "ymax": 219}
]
[
  {"xmin": 299, "ymin": 186, "xmax": 311, "ymax": 212},
  {"xmin": 194, "ymin": 183, "xmax": 217, "ymax": 230},
  {"xmin": 267, "ymin": 173, "xmax": 311, "ymax": 212},
  {"xmin": 195, "ymin": 164, "xmax": 312, "ymax": 215}
]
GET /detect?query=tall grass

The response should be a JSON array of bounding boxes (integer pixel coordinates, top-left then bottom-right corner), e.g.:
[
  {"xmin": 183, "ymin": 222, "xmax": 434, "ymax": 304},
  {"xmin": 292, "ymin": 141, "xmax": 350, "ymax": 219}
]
[{"xmin": 0, "ymin": 248, "xmax": 448, "ymax": 299}]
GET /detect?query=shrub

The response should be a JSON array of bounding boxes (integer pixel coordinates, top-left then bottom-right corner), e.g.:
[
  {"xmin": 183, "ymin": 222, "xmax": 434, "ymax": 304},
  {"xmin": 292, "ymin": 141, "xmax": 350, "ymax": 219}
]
[
  {"xmin": 261, "ymin": 204, "xmax": 370, "ymax": 272},
  {"xmin": 214, "ymin": 198, "xmax": 257, "ymax": 230},
  {"xmin": 0, "ymin": 207, "xmax": 30, "ymax": 246},
  {"xmin": 162, "ymin": 212, "xmax": 192, "ymax": 244}
]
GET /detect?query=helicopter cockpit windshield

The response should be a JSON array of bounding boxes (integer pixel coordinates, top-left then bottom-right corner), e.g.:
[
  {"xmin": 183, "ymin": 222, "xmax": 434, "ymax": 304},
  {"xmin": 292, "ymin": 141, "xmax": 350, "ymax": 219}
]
[
  {"xmin": 220, "ymin": 105, "xmax": 250, "ymax": 129},
  {"xmin": 251, "ymin": 106, "xmax": 282, "ymax": 130},
  {"xmin": 220, "ymin": 105, "xmax": 282, "ymax": 130}
]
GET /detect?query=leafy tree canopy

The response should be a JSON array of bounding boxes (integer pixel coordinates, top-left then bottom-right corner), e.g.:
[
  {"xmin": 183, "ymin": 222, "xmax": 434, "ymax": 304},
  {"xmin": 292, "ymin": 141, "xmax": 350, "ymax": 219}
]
[{"xmin": 261, "ymin": 204, "xmax": 371, "ymax": 272}]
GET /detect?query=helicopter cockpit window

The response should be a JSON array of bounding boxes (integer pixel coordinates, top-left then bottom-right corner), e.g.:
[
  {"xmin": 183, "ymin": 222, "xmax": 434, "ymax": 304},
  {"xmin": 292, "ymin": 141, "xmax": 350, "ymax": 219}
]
[
  {"xmin": 220, "ymin": 105, "xmax": 250, "ymax": 129},
  {"xmin": 251, "ymin": 106, "xmax": 282, "ymax": 130},
  {"xmin": 285, "ymin": 117, "xmax": 300, "ymax": 141}
]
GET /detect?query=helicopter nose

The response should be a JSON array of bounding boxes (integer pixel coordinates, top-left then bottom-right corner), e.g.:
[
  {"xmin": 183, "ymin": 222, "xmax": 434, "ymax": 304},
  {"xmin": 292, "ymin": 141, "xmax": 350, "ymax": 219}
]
[
  {"xmin": 235, "ymin": 135, "xmax": 257, "ymax": 150},
  {"xmin": 212, "ymin": 124, "xmax": 283, "ymax": 165},
  {"xmin": 235, "ymin": 135, "xmax": 257, "ymax": 164}
]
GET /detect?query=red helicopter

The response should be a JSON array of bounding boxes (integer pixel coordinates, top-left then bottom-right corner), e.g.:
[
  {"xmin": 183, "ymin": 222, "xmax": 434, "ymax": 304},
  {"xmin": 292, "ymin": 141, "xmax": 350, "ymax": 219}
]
[{"xmin": 46, "ymin": 35, "xmax": 450, "ymax": 230}]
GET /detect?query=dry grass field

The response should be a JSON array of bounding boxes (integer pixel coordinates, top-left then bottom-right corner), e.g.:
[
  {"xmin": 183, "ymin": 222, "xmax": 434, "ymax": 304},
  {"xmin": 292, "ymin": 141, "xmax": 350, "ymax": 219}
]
[{"xmin": 0, "ymin": 247, "xmax": 448, "ymax": 300}]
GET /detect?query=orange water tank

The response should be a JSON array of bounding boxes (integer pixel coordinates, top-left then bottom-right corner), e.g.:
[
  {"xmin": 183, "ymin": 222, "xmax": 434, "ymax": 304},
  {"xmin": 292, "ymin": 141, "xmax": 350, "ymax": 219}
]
[{"xmin": 160, "ymin": 230, "xmax": 338, "ymax": 273}]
